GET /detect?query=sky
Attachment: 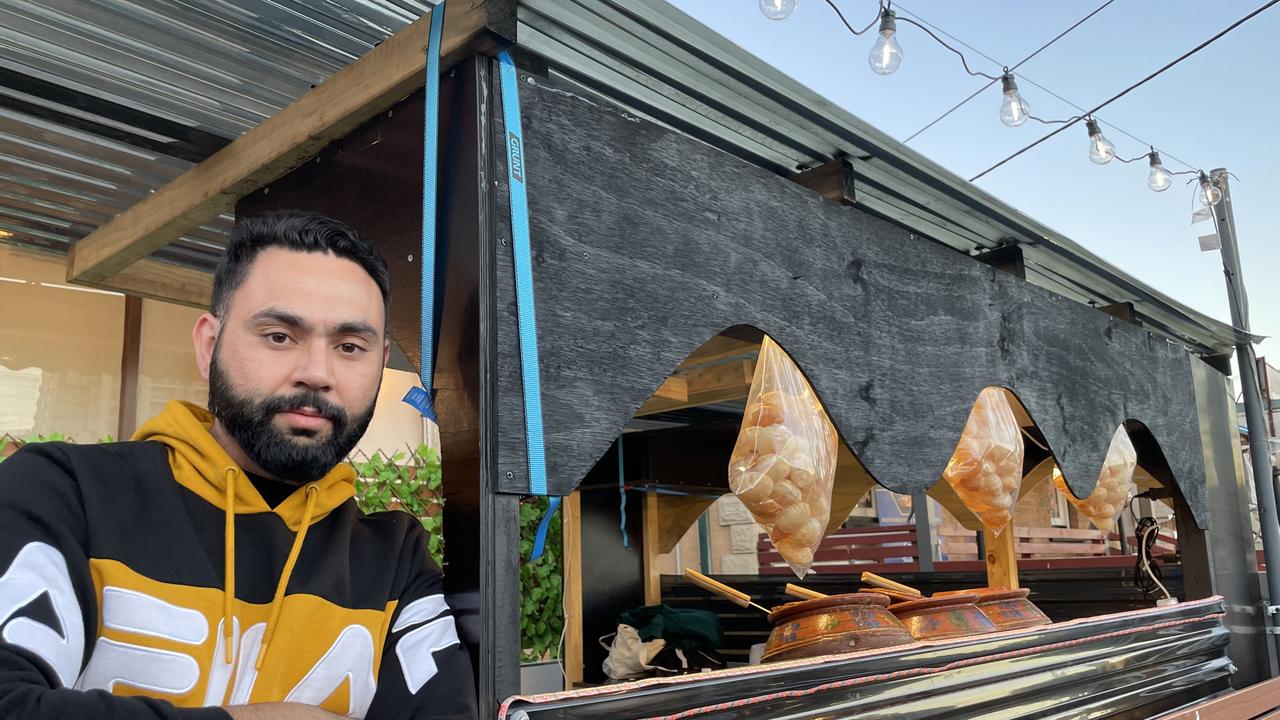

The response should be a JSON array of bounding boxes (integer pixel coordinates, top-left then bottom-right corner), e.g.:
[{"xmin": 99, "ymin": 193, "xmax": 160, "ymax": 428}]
[{"xmin": 664, "ymin": 0, "xmax": 1278, "ymax": 362}]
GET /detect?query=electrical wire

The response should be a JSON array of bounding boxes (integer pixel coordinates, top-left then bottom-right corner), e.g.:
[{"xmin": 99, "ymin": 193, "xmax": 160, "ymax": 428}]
[
  {"xmin": 893, "ymin": 15, "xmax": 1001, "ymax": 80},
  {"xmin": 970, "ymin": 0, "xmax": 1280, "ymax": 182},
  {"xmin": 902, "ymin": 0, "xmax": 1117, "ymax": 142},
  {"xmin": 822, "ymin": 0, "xmax": 880, "ymax": 35},
  {"xmin": 1134, "ymin": 516, "xmax": 1172, "ymax": 599}
]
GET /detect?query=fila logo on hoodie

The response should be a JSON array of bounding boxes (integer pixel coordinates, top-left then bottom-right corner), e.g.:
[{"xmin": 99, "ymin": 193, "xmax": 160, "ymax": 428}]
[{"xmin": 0, "ymin": 401, "xmax": 478, "ymax": 720}]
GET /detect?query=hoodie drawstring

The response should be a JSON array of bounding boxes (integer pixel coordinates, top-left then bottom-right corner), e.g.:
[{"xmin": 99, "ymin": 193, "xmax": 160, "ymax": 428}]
[
  {"xmin": 223, "ymin": 468, "xmax": 237, "ymax": 664},
  {"xmin": 255, "ymin": 483, "xmax": 320, "ymax": 671}
]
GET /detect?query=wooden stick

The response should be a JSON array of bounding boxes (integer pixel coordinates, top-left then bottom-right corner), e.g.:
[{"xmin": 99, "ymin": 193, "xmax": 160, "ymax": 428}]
[
  {"xmin": 857, "ymin": 587, "xmax": 920, "ymax": 603},
  {"xmin": 785, "ymin": 583, "xmax": 828, "ymax": 600},
  {"xmin": 683, "ymin": 568, "xmax": 770, "ymax": 613},
  {"xmin": 861, "ymin": 571, "xmax": 923, "ymax": 597}
]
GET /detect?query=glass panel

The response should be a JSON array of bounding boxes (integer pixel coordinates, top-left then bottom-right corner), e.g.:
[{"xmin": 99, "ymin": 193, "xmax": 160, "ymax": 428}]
[
  {"xmin": 137, "ymin": 299, "xmax": 209, "ymax": 424},
  {"xmin": 0, "ymin": 246, "xmax": 123, "ymax": 442}
]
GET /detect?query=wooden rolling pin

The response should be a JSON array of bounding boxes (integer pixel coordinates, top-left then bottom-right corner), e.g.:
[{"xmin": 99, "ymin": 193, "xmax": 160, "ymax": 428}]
[
  {"xmin": 683, "ymin": 568, "xmax": 771, "ymax": 614},
  {"xmin": 785, "ymin": 583, "xmax": 828, "ymax": 600},
  {"xmin": 860, "ymin": 571, "xmax": 923, "ymax": 597}
]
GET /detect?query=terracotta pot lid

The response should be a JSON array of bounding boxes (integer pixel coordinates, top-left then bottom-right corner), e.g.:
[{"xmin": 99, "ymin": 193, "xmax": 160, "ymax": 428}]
[
  {"xmin": 769, "ymin": 592, "xmax": 890, "ymax": 624},
  {"xmin": 889, "ymin": 593, "xmax": 981, "ymax": 615}
]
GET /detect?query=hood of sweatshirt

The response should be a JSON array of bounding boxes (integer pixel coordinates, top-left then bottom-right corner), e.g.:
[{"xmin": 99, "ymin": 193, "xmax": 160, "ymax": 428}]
[{"xmin": 134, "ymin": 400, "xmax": 355, "ymax": 531}]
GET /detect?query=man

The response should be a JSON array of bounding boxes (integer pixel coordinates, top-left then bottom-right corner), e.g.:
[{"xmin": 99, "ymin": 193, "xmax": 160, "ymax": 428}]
[{"xmin": 0, "ymin": 211, "xmax": 477, "ymax": 719}]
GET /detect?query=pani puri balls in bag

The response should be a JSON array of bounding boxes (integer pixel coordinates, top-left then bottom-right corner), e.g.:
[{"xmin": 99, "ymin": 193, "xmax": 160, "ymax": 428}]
[
  {"xmin": 941, "ymin": 388, "xmax": 1025, "ymax": 534},
  {"xmin": 1052, "ymin": 426, "xmax": 1137, "ymax": 533},
  {"xmin": 728, "ymin": 337, "xmax": 838, "ymax": 578}
]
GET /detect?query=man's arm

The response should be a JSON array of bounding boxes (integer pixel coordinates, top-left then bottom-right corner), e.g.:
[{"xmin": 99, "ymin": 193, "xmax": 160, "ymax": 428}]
[
  {"xmin": 364, "ymin": 523, "xmax": 478, "ymax": 720},
  {"xmin": 224, "ymin": 704, "xmax": 343, "ymax": 719},
  {"xmin": 0, "ymin": 444, "xmax": 226, "ymax": 720}
]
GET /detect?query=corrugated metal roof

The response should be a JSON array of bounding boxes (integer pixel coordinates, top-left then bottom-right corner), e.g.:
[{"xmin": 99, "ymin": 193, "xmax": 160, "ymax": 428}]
[
  {"xmin": 0, "ymin": 0, "xmax": 435, "ymax": 271},
  {"xmin": 0, "ymin": 0, "xmax": 1251, "ymax": 355}
]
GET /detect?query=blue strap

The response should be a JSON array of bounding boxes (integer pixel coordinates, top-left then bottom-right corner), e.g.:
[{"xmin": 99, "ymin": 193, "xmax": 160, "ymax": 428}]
[
  {"xmin": 497, "ymin": 49, "xmax": 549, "ymax": 496},
  {"xmin": 408, "ymin": 0, "xmax": 447, "ymax": 424},
  {"xmin": 529, "ymin": 496, "xmax": 562, "ymax": 562}
]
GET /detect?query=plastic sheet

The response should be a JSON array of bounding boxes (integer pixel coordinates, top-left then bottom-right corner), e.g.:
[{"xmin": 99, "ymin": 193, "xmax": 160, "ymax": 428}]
[
  {"xmin": 728, "ymin": 337, "xmax": 838, "ymax": 578},
  {"xmin": 941, "ymin": 388, "xmax": 1025, "ymax": 534},
  {"xmin": 1052, "ymin": 426, "xmax": 1137, "ymax": 533}
]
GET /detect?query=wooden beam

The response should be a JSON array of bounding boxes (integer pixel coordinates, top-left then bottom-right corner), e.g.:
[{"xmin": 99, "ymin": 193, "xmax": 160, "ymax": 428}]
[
  {"xmin": 983, "ymin": 521, "xmax": 1019, "ymax": 589},
  {"xmin": 1097, "ymin": 301, "xmax": 1139, "ymax": 325},
  {"xmin": 791, "ymin": 158, "xmax": 856, "ymax": 206},
  {"xmin": 68, "ymin": 0, "xmax": 510, "ymax": 285},
  {"xmin": 973, "ymin": 243, "xmax": 1025, "ymax": 279},
  {"xmin": 653, "ymin": 376, "xmax": 688, "ymax": 402},
  {"xmin": 636, "ymin": 358, "xmax": 756, "ymax": 416},
  {"xmin": 562, "ymin": 491, "xmax": 583, "ymax": 688},
  {"xmin": 656, "ymin": 494, "xmax": 717, "ymax": 554},
  {"xmin": 72, "ymin": 259, "xmax": 212, "ymax": 309},
  {"xmin": 643, "ymin": 491, "xmax": 662, "ymax": 605},
  {"xmin": 1156, "ymin": 674, "xmax": 1280, "ymax": 719}
]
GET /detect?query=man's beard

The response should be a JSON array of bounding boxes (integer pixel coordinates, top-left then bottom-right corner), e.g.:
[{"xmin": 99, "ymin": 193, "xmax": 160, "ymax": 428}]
[{"xmin": 207, "ymin": 350, "xmax": 377, "ymax": 484}]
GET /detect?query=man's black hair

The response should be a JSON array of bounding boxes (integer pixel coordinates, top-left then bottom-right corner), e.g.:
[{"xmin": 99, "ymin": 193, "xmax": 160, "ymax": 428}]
[{"xmin": 211, "ymin": 210, "xmax": 391, "ymax": 323}]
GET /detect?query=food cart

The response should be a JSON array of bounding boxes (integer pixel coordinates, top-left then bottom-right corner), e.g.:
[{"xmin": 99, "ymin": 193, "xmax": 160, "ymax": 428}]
[{"xmin": 63, "ymin": 1, "xmax": 1269, "ymax": 716}]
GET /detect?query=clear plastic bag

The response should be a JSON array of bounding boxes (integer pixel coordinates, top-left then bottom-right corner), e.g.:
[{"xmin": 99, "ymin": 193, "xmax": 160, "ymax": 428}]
[
  {"xmin": 1052, "ymin": 426, "xmax": 1136, "ymax": 533},
  {"xmin": 728, "ymin": 337, "xmax": 838, "ymax": 578},
  {"xmin": 941, "ymin": 388, "xmax": 1025, "ymax": 534}
]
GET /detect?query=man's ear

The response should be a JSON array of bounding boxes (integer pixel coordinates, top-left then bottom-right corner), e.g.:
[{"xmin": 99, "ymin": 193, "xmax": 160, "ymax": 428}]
[
  {"xmin": 193, "ymin": 313, "xmax": 221, "ymax": 381},
  {"xmin": 383, "ymin": 338, "xmax": 391, "ymax": 367}
]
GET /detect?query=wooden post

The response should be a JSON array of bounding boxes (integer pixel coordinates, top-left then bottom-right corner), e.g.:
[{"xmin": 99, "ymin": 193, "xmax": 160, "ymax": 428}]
[
  {"xmin": 643, "ymin": 491, "xmax": 662, "ymax": 605},
  {"xmin": 984, "ymin": 522, "xmax": 1019, "ymax": 589},
  {"xmin": 562, "ymin": 491, "xmax": 584, "ymax": 688},
  {"xmin": 116, "ymin": 295, "xmax": 142, "ymax": 439}
]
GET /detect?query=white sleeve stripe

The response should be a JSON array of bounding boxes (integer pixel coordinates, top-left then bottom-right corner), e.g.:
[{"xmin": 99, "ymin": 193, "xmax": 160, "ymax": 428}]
[
  {"xmin": 395, "ymin": 616, "xmax": 460, "ymax": 694},
  {"xmin": 391, "ymin": 594, "xmax": 449, "ymax": 633}
]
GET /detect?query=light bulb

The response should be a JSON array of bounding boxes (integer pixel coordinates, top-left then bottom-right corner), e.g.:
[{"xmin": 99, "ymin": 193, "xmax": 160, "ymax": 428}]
[
  {"xmin": 1146, "ymin": 151, "xmax": 1172, "ymax": 192},
  {"xmin": 1085, "ymin": 118, "xmax": 1115, "ymax": 164},
  {"xmin": 999, "ymin": 73, "xmax": 1030, "ymax": 127},
  {"xmin": 1199, "ymin": 176, "xmax": 1222, "ymax": 206},
  {"xmin": 759, "ymin": 0, "xmax": 796, "ymax": 20},
  {"xmin": 868, "ymin": 10, "xmax": 903, "ymax": 75}
]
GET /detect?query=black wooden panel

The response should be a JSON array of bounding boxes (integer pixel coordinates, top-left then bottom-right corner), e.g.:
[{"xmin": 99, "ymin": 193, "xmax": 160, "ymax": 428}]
[{"xmin": 490, "ymin": 72, "xmax": 1208, "ymax": 526}]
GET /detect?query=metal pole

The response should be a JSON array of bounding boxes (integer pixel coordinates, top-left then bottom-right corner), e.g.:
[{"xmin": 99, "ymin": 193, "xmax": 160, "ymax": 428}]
[
  {"xmin": 912, "ymin": 492, "xmax": 935, "ymax": 572},
  {"xmin": 1210, "ymin": 168, "xmax": 1280, "ymax": 655},
  {"xmin": 1259, "ymin": 355, "xmax": 1276, "ymax": 438}
]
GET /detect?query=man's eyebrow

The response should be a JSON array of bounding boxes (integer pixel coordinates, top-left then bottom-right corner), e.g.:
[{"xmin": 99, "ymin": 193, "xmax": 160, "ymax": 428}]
[
  {"xmin": 249, "ymin": 308, "xmax": 310, "ymax": 332},
  {"xmin": 334, "ymin": 320, "xmax": 379, "ymax": 339}
]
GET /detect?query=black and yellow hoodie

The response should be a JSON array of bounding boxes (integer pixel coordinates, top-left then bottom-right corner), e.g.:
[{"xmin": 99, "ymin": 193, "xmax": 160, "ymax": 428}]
[{"xmin": 0, "ymin": 401, "xmax": 476, "ymax": 719}]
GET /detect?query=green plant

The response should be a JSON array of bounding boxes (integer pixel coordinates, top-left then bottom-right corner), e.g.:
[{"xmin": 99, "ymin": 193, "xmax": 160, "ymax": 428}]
[
  {"xmin": 352, "ymin": 444, "xmax": 444, "ymax": 567},
  {"xmin": 519, "ymin": 496, "xmax": 564, "ymax": 662},
  {"xmin": 0, "ymin": 433, "xmax": 115, "ymax": 462}
]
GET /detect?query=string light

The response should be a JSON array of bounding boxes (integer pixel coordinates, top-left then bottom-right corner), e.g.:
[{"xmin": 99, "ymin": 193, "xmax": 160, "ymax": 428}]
[
  {"xmin": 868, "ymin": 8, "xmax": 903, "ymax": 75},
  {"xmin": 998, "ymin": 72, "xmax": 1030, "ymax": 127},
  {"xmin": 1147, "ymin": 151, "xmax": 1173, "ymax": 192},
  {"xmin": 760, "ymin": 0, "xmax": 797, "ymax": 21},
  {"xmin": 1084, "ymin": 118, "xmax": 1116, "ymax": 165},
  {"xmin": 765, "ymin": 0, "xmax": 1275, "ymax": 215},
  {"xmin": 1199, "ymin": 172, "xmax": 1223, "ymax": 206}
]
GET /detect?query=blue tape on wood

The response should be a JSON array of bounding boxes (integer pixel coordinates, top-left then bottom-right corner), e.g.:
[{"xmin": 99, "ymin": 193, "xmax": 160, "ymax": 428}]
[{"xmin": 498, "ymin": 49, "xmax": 549, "ymax": 496}]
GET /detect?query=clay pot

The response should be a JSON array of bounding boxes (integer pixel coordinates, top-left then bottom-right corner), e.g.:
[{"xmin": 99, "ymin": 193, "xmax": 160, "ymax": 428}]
[
  {"xmin": 764, "ymin": 593, "xmax": 915, "ymax": 662},
  {"xmin": 888, "ymin": 593, "xmax": 997, "ymax": 641},
  {"xmin": 935, "ymin": 587, "xmax": 1050, "ymax": 631}
]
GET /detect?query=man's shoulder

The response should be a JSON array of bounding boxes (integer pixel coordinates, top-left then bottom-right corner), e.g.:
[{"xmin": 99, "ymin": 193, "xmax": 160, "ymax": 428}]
[
  {"xmin": 4, "ymin": 438, "xmax": 164, "ymax": 464},
  {"xmin": 0, "ymin": 439, "xmax": 167, "ymax": 484}
]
